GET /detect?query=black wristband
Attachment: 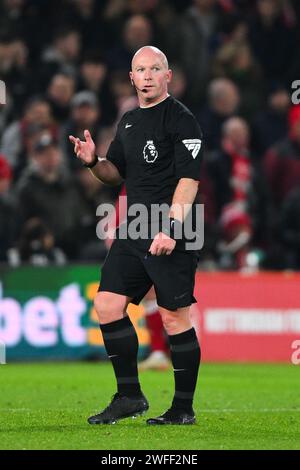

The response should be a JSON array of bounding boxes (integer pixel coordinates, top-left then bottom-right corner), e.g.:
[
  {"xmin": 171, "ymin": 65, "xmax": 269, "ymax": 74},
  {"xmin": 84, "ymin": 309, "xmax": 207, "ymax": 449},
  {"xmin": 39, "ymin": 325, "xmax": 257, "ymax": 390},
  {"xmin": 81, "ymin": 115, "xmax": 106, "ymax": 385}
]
[
  {"xmin": 83, "ymin": 155, "xmax": 98, "ymax": 168},
  {"xmin": 161, "ymin": 217, "xmax": 182, "ymax": 240}
]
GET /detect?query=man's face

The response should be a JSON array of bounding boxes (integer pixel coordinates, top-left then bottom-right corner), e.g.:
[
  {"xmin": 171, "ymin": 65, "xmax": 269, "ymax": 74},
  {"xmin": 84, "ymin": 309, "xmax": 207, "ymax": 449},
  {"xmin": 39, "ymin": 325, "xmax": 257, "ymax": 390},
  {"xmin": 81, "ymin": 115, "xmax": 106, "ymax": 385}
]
[
  {"xmin": 130, "ymin": 50, "xmax": 171, "ymax": 105},
  {"xmin": 72, "ymin": 104, "xmax": 99, "ymax": 127},
  {"xmin": 224, "ymin": 123, "xmax": 249, "ymax": 151},
  {"xmin": 34, "ymin": 146, "xmax": 61, "ymax": 178},
  {"xmin": 212, "ymin": 84, "xmax": 240, "ymax": 116},
  {"xmin": 124, "ymin": 15, "xmax": 152, "ymax": 50},
  {"xmin": 258, "ymin": 0, "xmax": 279, "ymax": 20},
  {"xmin": 0, "ymin": 41, "xmax": 14, "ymax": 72},
  {"xmin": 58, "ymin": 32, "xmax": 80, "ymax": 60},
  {"xmin": 81, "ymin": 62, "xmax": 107, "ymax": 84},
  {"xmin": 269, "ymin": 90, "xmax": 289, "ymax": 113},
  {"xmin": 48, "ymin": 75, "xmax": 75, "ymax": 105},
  {"xmin": 26, "ymin": 102, "xmax": 52, "ymax": 126}
]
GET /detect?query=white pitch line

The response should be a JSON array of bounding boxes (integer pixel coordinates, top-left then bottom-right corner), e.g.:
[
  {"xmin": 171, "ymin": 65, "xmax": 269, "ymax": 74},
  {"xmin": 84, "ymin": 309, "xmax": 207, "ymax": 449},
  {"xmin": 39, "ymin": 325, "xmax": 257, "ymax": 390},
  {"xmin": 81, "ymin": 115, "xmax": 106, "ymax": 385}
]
[
  {"xmin": 1, "ymin": 408, "xmax": 300, "ymax": 413},
  {"xmin": 200, "ymin": 408, "xmax": 300, "ymax": 413}
]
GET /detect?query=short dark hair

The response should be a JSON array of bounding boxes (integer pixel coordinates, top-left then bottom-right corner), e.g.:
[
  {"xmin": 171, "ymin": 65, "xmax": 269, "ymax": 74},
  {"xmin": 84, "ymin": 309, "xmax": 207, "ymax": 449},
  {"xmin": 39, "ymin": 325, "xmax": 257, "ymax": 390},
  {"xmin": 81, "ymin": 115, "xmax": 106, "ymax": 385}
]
[
  {"xmin": 24, "ymin": 95, "xmax": 50, "ymax": 112},
  {"xmin": 81, "ymin": 50, "xmax": 106, "ymax": 65},
  {"xmin": 53, "ymin": 25, "xmax": 79, "ymax": 42}
]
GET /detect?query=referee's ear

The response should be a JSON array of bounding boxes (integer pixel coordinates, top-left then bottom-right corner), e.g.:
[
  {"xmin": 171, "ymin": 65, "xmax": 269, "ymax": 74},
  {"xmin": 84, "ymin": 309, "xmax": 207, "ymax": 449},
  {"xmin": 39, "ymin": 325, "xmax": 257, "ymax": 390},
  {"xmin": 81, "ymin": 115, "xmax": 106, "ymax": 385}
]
[
  {"xmin": 129, "ymin": 71, "xmax": 134, "ymax": 85},
  {"xmin": 166, "ymin": 69, "xmax": 172, "ymax": 84}
]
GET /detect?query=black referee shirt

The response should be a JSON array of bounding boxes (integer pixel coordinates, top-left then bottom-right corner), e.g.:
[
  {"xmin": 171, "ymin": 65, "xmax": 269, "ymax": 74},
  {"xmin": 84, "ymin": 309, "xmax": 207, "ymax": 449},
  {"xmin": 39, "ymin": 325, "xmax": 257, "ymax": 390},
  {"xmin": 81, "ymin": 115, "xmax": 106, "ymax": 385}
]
[{"xmin": 106, "ymin": 95, "xmax": 203, "ymax": 249}]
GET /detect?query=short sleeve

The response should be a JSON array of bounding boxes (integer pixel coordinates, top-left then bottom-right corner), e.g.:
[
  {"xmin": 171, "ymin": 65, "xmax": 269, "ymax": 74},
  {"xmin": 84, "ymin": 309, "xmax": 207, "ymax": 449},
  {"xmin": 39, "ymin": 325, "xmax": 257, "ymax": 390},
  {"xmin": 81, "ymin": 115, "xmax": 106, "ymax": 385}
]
[
  {"xmin": 106, "ymin": 127, "xmax": 126, "ymax": 179},
  {"xmin": 174, "ymin": 112, "xmax": 203, "ymax": 180}
]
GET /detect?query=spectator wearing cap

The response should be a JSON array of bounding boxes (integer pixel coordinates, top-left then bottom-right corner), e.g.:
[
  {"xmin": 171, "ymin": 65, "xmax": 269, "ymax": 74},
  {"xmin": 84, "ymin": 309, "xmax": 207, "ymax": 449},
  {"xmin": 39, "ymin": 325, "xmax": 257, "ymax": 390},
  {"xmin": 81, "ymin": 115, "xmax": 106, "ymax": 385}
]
[
  {"xmin": 16, "ymin": 133, "xmax": 88, "ymax": 259},
  {"xmin": 264, "ymin": 105, "xmax": 300, "ymax": 210},
  {"xmin": 61, "ymin": 90, "xmax": 101, "ymax": 170},
  {"xmin": 0, "ymin": 154, "xmax": 17, "ymax": 262}
]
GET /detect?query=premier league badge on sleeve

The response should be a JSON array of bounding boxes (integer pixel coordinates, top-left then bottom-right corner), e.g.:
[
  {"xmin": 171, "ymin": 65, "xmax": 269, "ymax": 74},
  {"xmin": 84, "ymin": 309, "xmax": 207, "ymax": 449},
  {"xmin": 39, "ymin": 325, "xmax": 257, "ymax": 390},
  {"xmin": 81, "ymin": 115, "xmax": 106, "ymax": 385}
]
[{"xmin": 143, "ymin": 140, "xmax": 158, "ymax": 163}]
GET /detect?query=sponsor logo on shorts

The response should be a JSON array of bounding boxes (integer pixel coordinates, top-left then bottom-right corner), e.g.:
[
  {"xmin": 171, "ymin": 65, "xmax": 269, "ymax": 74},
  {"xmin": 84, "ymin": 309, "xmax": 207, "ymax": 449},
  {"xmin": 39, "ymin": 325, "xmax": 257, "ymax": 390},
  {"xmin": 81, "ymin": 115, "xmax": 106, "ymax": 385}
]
[{"xmin": 174, "ymin": 292, "xmax": 188, "ymax": 300}]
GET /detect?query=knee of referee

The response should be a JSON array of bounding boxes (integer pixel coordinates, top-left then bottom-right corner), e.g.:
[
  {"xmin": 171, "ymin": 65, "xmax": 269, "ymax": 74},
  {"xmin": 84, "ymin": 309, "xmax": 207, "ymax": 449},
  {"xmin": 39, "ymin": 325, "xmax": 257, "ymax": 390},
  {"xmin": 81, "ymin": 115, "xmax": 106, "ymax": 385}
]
[
  {"xmin": 94, "ymin": 292, "xmax": 128, "ymax": 324},
  {"xmin": 160, "ymin": 307, "xmax": 192, "ymax": 335}
]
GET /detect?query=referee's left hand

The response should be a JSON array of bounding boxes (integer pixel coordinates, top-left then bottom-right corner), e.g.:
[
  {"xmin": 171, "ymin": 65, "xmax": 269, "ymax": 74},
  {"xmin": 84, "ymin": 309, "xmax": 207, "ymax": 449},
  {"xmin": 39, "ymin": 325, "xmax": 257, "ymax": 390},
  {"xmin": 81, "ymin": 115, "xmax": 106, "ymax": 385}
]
[{"xmin": 149, "ymin": 232, "xmax": 176, "ymax": 256}]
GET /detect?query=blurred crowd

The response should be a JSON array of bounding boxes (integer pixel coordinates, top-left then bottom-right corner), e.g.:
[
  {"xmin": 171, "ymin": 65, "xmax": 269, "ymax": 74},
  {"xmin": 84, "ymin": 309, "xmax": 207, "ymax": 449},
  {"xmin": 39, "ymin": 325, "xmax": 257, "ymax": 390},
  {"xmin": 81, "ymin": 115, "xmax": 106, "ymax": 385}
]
[{"xmin": 1, "ymin": 0, "xmax": 300, "ymax": 270}]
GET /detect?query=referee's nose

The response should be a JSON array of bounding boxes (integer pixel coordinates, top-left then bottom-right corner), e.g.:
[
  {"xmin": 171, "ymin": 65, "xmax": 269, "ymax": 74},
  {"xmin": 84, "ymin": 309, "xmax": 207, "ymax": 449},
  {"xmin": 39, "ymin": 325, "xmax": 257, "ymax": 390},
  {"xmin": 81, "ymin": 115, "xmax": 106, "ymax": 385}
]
[{"xmin": 144, "ymin": 68, "xmax": 153, "ymax": 80}]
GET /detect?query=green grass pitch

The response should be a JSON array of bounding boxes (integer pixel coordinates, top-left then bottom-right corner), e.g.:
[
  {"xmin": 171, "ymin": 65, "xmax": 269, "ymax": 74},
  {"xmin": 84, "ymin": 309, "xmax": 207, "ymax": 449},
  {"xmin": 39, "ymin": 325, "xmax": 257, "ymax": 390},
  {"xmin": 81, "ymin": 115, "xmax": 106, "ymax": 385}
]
[{"xmin": 0, "ymin": 362, "xmax": 299, "ymax": 450}]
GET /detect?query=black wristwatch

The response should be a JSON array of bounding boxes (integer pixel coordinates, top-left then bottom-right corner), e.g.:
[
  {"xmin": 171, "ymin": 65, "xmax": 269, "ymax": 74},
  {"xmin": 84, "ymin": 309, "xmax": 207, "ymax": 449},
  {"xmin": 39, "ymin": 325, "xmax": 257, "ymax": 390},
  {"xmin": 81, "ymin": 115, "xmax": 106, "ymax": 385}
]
[
  {"xmin": 83, "ymin": 155, "xmax": 99, "ymax": 168},
  {"xmin": 161, "ymin": 217, "xmax": 182, "ymax": 240}
]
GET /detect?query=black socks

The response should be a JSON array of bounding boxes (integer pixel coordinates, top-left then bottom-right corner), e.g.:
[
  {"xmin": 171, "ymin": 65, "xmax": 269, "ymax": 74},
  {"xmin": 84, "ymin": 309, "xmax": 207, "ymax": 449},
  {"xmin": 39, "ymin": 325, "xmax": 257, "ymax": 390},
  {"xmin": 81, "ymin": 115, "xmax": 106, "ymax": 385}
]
[
  {"xmin": 100, "ymin": 316, "xmax": 141, "ymax": 397},
  {"xmin": 100, "ymin": 318, "xmax": 200, "ymax": 411},
  {"xmin": 168, "ymin": 328, "xmax": 201, "ymax": 412}
]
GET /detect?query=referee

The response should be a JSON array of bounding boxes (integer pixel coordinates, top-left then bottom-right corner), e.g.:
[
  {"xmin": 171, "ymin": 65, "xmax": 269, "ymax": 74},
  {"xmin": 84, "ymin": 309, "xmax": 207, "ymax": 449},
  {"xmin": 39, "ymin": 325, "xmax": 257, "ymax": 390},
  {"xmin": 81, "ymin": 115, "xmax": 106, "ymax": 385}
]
[{"xmin": 69, "ymin": 46, "xmax": 203, "ymax": 425}]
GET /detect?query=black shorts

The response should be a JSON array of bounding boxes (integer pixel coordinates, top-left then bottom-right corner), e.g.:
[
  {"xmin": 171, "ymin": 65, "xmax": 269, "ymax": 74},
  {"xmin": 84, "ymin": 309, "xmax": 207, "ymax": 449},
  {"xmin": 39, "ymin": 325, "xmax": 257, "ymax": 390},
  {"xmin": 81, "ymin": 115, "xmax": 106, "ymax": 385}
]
[{"xmin": 98, "ymin": 238, "xmax": 198, "ymax": 311}]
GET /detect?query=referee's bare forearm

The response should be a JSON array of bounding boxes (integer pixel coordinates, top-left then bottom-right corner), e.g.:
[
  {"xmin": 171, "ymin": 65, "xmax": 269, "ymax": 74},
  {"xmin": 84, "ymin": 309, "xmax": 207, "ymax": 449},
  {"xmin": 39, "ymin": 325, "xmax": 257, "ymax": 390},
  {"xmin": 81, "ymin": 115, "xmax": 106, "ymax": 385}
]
[
  {"xmin": 170, "ymin": 178, "xmax": 199, "ymax": 222},
  {"xmin": 89, "ymin": 160, "xmax": 124, "ymax": 186}
]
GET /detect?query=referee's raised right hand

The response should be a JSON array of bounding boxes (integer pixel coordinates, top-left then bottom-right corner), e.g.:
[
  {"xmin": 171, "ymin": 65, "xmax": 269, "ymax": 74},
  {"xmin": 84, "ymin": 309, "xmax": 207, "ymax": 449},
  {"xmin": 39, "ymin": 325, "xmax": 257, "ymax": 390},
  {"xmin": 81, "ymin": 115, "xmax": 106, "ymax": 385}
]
[{"xmin": 69, "ymin": 129, "xmax": 97, "ymax": 166}]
